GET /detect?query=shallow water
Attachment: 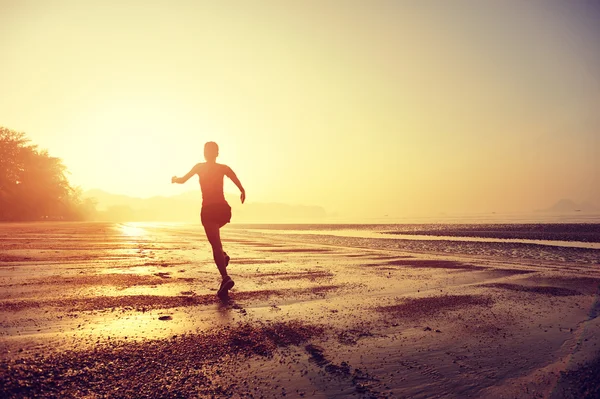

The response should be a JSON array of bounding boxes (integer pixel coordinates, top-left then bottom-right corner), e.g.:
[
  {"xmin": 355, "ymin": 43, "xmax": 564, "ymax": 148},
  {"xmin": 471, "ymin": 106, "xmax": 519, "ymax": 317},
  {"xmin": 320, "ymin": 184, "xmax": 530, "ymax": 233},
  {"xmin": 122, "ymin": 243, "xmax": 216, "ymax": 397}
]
[
  {"xmin": 247, "ymin": 228, "xmax": 600, "ymax": 250},
  {"xmin": 235, "ymin": 228, "xmax": 600, "ymax": 266}
]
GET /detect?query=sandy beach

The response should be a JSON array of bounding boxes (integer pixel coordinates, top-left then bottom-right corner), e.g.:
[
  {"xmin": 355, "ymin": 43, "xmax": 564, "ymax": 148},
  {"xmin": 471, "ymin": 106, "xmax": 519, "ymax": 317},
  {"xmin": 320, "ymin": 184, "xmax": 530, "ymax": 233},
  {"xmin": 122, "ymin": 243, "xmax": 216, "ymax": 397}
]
[{"xmin": 1, "ymin": 222, "xmax": 599, "ymax": 398}]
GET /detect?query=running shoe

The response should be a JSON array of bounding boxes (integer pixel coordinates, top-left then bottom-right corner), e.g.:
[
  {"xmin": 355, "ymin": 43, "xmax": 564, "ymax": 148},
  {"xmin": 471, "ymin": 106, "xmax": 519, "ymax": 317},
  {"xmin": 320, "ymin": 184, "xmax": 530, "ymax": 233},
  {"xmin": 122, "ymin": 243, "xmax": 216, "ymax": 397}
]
[{"xmin": 217, "ymin": 276, "xmax": 235, "ymax": 298}]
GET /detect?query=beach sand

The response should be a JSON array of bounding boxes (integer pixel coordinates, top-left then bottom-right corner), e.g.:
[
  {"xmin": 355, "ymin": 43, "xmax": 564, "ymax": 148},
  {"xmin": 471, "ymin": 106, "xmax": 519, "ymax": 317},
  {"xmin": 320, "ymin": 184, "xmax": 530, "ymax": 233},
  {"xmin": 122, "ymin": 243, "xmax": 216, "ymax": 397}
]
[{"xmin": 1, "ymin": 222, "xmax": 599, "ymax": 398}]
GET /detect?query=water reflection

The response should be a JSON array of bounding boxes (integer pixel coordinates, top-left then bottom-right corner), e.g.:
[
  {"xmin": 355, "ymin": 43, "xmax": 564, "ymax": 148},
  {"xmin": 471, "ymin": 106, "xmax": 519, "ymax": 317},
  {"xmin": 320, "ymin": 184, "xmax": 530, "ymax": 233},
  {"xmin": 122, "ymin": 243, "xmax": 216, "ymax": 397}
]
[
  {"xmin": 118, "ymin": 223, "xmax": 147, "ymax": 238},
  {"xmin": 247, "ymin": 229, "xmax": 600, "ymax": 250}
]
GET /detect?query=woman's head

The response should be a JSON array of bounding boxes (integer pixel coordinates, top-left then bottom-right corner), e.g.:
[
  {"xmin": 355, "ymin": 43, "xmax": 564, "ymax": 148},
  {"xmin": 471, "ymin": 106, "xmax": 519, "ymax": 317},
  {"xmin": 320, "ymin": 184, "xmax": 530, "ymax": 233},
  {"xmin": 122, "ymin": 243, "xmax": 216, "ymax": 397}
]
[{"xmin": 204, "ymin": 141, "xmax": 219, "ymax": 162}]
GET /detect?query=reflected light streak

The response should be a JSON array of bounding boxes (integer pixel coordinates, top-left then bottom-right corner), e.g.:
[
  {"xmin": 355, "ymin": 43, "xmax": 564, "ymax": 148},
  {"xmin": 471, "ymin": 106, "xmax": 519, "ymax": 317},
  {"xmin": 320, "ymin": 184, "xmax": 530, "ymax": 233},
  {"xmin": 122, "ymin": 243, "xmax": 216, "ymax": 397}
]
[{"xmin": 119, "ymin": 223, "xmax": 147, "ymax": 238}]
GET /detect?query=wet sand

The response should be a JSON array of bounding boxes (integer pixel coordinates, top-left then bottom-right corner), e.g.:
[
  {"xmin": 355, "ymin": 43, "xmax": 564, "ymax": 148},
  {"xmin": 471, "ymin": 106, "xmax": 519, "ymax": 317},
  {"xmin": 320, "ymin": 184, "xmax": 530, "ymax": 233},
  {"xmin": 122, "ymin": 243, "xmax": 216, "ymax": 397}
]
[{"xmin": 1, "ymin": 222, "xmax": 599, "ymax": 398}]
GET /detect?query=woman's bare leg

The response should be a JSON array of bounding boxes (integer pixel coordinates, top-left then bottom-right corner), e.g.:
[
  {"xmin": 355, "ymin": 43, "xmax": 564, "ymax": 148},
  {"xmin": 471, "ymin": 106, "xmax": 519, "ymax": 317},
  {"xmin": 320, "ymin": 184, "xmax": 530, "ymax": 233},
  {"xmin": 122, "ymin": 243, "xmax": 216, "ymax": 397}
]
[{"xmin": 203, "ymin": 223, "xmax": 227, "ymax": 279}]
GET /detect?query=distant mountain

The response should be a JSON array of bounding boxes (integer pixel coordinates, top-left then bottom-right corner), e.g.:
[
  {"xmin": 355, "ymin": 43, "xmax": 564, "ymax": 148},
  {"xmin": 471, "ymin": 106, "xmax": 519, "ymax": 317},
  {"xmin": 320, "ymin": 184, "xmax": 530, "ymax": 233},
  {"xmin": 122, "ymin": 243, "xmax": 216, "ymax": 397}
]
[
  {"xmin": 537, "ymin": 199, "xmax": 599, "ymax": 213},
  {"xmin": 83, "ymin": 189, "xmax": 328, "ymax": 223}
]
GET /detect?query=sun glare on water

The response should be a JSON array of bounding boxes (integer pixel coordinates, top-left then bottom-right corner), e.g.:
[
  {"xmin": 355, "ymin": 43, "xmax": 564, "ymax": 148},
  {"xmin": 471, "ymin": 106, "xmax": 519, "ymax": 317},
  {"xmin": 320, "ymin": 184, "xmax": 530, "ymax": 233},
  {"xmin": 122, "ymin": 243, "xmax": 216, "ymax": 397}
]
[{"xmin": 119, "ymin": 223, "xmax": 147, "ymax": 238}]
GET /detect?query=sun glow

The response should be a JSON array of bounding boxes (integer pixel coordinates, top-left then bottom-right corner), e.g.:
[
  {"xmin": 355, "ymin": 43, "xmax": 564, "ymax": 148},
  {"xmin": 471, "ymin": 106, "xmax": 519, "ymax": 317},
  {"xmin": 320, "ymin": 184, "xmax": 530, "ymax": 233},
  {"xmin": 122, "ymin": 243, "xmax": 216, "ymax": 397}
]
[
  {"xmin": 119, "ymin": 223, "xmax": 147, "ymax": 238},
  {"xmin": 2, "ymin": 2, "xmax": 598, "ymax": 218}
]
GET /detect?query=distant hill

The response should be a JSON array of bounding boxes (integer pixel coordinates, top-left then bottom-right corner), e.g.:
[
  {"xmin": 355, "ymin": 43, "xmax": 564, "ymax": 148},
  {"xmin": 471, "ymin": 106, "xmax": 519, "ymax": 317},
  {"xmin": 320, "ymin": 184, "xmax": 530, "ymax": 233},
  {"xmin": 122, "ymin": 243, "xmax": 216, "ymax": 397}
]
[
  {"xmin": 537, "ymin": 199, "xmax": 599, "ymax": 213},
  {"xmin": 83, "ymin": 189, "xmax": 328, "ymax": 223}
]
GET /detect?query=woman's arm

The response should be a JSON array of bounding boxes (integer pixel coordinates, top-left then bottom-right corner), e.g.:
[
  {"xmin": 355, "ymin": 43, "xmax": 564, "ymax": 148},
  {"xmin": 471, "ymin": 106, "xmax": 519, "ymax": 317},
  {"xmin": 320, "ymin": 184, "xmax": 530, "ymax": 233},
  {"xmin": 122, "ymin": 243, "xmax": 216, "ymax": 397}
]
[
  {"xmin": 171, "ymin": 164, "xmax": 199, "ymax": 184},
  {"xmin": 225, "ymin": 166, "xmax": 246, "ymax": 204}
]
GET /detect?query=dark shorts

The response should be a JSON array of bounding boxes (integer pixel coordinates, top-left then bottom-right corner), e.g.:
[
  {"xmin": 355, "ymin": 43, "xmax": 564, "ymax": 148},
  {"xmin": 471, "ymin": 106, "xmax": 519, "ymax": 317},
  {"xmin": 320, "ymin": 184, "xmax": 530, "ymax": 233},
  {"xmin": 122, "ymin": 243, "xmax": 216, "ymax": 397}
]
[{"xmin": 201, "ymin": 202, "xmax": 232, "ymax": 227}]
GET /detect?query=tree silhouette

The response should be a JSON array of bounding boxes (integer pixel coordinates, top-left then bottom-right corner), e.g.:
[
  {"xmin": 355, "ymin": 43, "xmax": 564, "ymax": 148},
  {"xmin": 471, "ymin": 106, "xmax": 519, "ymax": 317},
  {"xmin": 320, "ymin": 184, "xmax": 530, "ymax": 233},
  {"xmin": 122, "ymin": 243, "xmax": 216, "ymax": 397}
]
[{"xmin": 0, "ymin": 127, "xmax": 95, "ymax": 221}]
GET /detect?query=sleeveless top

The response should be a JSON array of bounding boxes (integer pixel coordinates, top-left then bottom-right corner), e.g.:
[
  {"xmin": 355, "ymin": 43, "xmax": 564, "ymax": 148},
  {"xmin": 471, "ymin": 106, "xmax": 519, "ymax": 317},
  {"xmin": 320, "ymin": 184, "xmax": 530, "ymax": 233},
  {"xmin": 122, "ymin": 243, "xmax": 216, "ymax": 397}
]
[{"xmin": 197, "ymin": 162, "xmax": 229, "ymax": 206}]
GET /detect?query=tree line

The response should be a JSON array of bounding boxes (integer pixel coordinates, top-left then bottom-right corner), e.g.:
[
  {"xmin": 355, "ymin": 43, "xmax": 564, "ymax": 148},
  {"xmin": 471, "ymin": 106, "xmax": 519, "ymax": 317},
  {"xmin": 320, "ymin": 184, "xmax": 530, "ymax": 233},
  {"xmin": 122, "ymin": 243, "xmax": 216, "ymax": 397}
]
[{"xmin": 0, "ymin": 126, "xmax": 96, "ymax": 221}]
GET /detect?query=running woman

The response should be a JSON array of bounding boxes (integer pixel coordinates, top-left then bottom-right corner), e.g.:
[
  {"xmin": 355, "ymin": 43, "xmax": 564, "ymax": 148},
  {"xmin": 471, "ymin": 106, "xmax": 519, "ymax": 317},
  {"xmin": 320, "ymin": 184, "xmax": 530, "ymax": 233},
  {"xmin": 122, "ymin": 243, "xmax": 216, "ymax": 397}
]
[{"xmin": 171, "ymin": 141, "xmax": 245, "ymax": 299}]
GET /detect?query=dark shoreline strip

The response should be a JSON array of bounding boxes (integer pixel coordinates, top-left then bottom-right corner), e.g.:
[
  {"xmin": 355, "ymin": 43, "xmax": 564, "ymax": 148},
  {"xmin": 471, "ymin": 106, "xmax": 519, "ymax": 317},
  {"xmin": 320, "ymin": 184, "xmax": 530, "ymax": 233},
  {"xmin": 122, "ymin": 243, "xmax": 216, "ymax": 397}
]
[
  {"xmin": 481, "ymin": 283, "xmax": 583, "ymax": 296},
  {"xmin": 376, "ymin": 294, "xmax": 493, "ymax": 318},
  {"xmin": 0, "ymin": 285, "xmax": 343, "ymax": 312}
]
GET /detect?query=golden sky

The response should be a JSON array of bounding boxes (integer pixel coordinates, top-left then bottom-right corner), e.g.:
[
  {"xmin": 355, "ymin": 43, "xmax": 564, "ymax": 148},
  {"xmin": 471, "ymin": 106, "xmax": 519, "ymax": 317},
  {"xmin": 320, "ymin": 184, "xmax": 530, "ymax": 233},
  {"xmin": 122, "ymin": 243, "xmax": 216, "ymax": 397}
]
[{"xmin": 1, "ymin": 1, "xmax": 599, "ymax": 218}]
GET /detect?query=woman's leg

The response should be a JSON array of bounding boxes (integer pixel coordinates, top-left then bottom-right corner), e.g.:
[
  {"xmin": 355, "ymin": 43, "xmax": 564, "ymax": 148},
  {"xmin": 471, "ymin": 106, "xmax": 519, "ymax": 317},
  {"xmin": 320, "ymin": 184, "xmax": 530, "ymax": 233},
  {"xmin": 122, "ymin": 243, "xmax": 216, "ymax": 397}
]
[
  {"xmin": 219, "ymin": 221, "xmax": 230, "ymax": 268},
  {"xmin": 203, "ymin": 222, "xmax": 227, "ymax": 279}
]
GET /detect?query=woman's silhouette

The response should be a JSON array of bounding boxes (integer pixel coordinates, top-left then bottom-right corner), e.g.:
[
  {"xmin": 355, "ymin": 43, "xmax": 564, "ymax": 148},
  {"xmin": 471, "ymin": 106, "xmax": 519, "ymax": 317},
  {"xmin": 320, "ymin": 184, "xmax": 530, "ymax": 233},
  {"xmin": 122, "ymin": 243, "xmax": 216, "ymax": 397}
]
[{"xmin": 172, "ymin": 142, "xmax": 245, "ymax": 299}]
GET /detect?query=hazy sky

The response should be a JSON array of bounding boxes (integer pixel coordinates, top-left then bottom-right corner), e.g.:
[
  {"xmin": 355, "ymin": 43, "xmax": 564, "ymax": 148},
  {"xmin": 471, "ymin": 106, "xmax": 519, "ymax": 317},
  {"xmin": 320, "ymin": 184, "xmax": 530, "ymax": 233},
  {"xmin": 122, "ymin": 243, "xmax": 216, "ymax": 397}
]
[{"xmin": 1, "ymin": 1, "xmax": 599, "ymax": 218}]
